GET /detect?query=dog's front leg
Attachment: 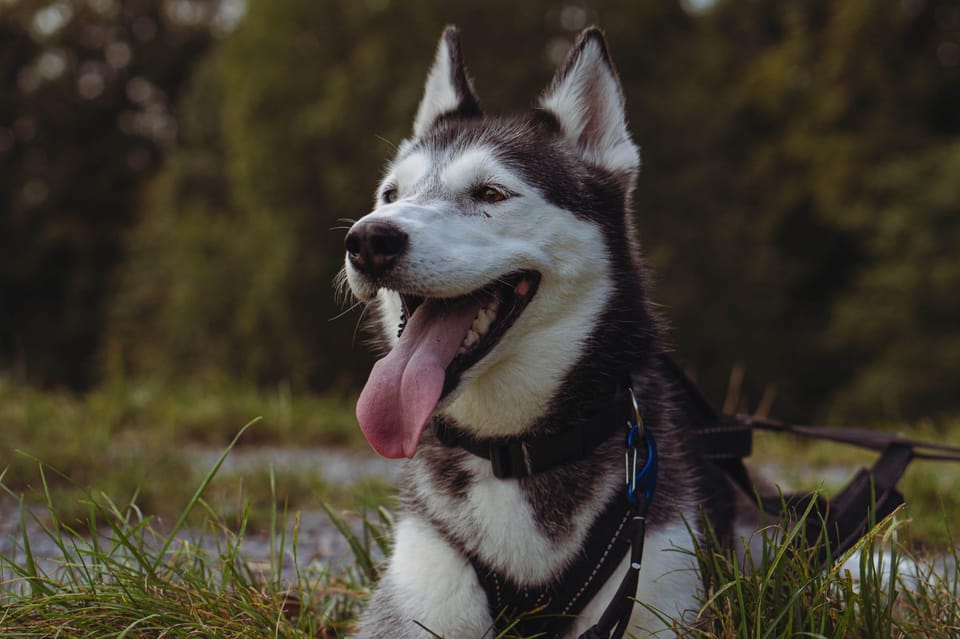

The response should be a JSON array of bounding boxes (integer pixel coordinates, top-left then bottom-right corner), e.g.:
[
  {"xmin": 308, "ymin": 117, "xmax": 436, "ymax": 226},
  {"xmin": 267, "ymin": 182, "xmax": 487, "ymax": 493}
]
[{"xmin": 353, "ymin": 514, "xmax": 492, "ymax": 639}]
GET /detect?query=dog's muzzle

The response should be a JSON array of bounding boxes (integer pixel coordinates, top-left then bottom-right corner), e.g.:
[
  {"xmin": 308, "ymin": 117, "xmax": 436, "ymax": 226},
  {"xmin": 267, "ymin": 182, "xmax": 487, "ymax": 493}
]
[{"xmin": 345, "ymin": 220, "xmax": 408, "ymax": 277}]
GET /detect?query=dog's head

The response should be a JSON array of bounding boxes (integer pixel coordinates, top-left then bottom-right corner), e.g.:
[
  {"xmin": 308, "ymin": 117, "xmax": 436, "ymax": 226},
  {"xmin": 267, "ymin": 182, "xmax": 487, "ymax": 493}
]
[{"xmin": 344, "ymin": 26, "xmax": 641, "ymax": 458}]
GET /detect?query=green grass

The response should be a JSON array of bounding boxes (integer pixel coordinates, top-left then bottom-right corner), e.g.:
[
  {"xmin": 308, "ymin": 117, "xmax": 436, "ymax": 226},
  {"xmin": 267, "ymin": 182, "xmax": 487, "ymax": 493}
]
[
  {"xmin": 2, "ymin": 452, "xmax": 959, "ymax": 637},
  {"xmin": 2, "ymin": 378, "xmax": 960, "ymax": 636},
  {"xmin": 0, "ymin": 375, "xmax": 363, "ymax": 452},
  {"xmin": 0, "ymin": 376, "xmax": 370, "ymax": 527},
  {"xmin": 0, "ymin": 432, "xmax": 389, "ymax": 637},
  {"xmin": 685, "ymin": 503, "xmax": 960, "ymax": 638}
]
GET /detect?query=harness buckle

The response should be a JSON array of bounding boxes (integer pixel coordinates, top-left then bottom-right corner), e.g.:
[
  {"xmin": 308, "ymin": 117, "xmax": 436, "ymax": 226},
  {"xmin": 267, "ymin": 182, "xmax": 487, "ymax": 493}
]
[{"xmin": 490, "ymin": 441, "xmax": 528, "ymax": 479}]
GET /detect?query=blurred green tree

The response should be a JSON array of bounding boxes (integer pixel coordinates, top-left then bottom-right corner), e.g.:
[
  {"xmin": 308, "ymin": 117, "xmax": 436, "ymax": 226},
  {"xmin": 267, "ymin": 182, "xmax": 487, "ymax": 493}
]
[
  {"xmin": 829, "ymin": 142, "xmax": 960, "ymax": 419},
  {"xmin": 0, "ymin": 0, "xmax": 216, "ymax": 387},
  {"xmin": 639, "ymin": 0, "xmax": 960, "ymax": 420}
]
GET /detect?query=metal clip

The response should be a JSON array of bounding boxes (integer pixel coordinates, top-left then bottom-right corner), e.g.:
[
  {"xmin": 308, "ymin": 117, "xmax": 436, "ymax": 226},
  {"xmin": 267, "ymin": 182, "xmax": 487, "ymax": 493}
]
[
  {"xmin": 625, "ymin": 388, "xmax": 640, "ymax": 497},
  {"xmin": 628, "ymin": 387, "xmax": 643, "ymax": 438},
  {"xmin": 625, "ymin": 387, "xmax": 657, "ymax": 504}
]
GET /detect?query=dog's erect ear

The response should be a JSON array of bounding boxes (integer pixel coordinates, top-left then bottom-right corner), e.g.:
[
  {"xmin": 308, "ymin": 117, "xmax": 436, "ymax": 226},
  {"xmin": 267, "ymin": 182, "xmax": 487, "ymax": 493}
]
[
  {"xmin": 538, "ymin": 27, "xmax": 640, "ymax": 176},
  {"xmin": 412, "ymin": 26, "xmax": 482, "ymax": 138}
]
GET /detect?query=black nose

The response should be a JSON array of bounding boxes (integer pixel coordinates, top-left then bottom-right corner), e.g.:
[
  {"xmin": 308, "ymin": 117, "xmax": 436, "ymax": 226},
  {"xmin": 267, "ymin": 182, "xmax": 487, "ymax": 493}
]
[{"xmin": 345, "ymin": 221, "xmax": 408, "ymax": 275}]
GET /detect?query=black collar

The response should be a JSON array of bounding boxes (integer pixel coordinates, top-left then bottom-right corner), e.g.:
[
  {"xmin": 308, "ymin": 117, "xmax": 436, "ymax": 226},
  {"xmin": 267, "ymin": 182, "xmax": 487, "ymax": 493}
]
[{"xmin": 433, "ymin": 393, "xmax": 632, "ymax": 478}]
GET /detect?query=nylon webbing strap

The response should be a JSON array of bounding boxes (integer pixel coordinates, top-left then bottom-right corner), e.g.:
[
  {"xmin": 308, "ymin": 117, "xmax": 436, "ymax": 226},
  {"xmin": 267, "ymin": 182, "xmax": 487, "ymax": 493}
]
[
  {"xmin": 578, "ymin": 497, "xmax": 649, "ymax": 639},
  {"xmin": 471, "ymin": 496, "xmax": 636, "ymax": 639},
  {"xmin": 660, "ymin": 352, "xmax": 960, "ymax": 464},
  {"xmin": 658, "ymin": 355, "xmax": 753, "ymax": 460},
  {"xmin": 696, "ymin": 415, "xmax": 753, "ymax": 460},
  {"xmin": 658, "ymin": 353, "xmax": 955, "ymax": 564},
  {"xmin": 821, "ymin": 443, "xmax": 911, "ymax": 560},
  {"xmin": 758, "ymin": 443, "xmax": 912, "ymax": 562},
  {"xmin": 740, "ymin": 415, "xmax": 960, "ymax": 462}
]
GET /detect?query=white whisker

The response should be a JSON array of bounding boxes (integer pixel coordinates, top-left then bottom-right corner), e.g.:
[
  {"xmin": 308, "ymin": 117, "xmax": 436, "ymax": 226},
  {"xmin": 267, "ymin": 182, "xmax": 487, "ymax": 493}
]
[
  {"xmin": 352, "ymin": 303, "xmax": 371, "ymax": 349},
  {"xmin": 329, "ymin": 299, "xmax": 364, "ymax": 323},
  {"xmin": 332, "ymin": 268, "xmax": 357, "ymax": 310},
  {"xmin": 375, "ymin": 135, "xmax": 399, "ymax": 153}
]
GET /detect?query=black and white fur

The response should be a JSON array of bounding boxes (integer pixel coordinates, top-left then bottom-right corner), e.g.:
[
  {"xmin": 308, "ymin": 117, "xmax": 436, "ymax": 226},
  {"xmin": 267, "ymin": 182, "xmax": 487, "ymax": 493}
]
[{"xmin": 344, "ymin": 27, "xmax": 740, "ymax": 638}]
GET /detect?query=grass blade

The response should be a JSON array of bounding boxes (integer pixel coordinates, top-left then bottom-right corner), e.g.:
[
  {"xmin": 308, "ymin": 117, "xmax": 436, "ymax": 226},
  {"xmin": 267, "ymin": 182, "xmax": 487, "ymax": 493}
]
[
  {"xmin": 319, "ymin": 502, "xmax": 377, "ymax": 583},
  {"xmin": 150, "ymin": 417, "xmax": 260, "ymax": 574}
]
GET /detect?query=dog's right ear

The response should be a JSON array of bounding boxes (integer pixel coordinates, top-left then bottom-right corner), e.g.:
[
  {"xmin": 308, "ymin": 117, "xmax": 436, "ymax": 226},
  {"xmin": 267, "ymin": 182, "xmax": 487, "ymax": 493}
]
[
  {"xmin": 538, "ymin": 27, "xmax": 640, "ymax": 178},
  {"xmin": 412, "ymin": 26, "xmax": 482, "ymax": 138}
]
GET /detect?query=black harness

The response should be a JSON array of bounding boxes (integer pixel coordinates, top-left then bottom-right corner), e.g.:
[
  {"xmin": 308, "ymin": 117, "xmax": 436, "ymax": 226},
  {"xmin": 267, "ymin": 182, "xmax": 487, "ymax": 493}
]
[
  {"xmin": 436, "ymin": 387, "xmax": 654, "ymax": 639},
  {"xmin": 436, "ymin": 354, "xmax": 960, "ymax": 639}
]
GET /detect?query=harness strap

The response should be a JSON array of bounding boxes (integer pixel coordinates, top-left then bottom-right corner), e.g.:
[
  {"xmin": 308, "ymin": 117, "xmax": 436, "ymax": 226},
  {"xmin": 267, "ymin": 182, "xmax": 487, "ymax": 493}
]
[
  {"xmin": 755, "ymin": 443, "xmax": 912, "ymax": 560},
  {"xmin": 659, "ymin": 355, "xmax": 753, "ymax": 461},
  {"xmin": 742, "ymin": 415, "xmax": 960, "ymax": 462},
  {"xmin": 817, "ymin": 442, "xmax": 911, "ymax": 560},
  {"xmin": 450, "ymin": 386, "xmax": 653, "ymax": 638},
  {"xmin": 578, "ymin": 497, "xmax": 649, "ymax": 639},
  {"xmin": 471, "ymin": 496, "xmax": 637, "ymax": 639},
  {"xmin": 660, "ymin": 353, "xmax": 937, "ymax": 562},
  {"xmin": 660, "ymin": 353, "xmax": 960, "ymax": 463}
]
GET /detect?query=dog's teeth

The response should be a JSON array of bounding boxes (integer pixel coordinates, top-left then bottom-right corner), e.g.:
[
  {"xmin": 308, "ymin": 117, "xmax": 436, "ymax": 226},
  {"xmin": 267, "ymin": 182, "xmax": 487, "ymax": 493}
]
[
  {"xmin": 473, "ymin": 312, "xmax": 492, "ymax": 336},
  {"xmin": 463, "ymin": 330, "xmax": 479, "ymax": 348},
  {"xmin": 471, "ymin": 306, "xmax": 497, "ymax": 337}
]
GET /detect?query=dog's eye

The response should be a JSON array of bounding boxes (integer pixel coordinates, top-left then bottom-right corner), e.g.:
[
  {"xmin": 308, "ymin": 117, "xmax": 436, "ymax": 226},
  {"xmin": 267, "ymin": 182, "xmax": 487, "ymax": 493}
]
[
  {"xmin": 474, "ymin": 186, "xmax": 509, "ymax": 204},
  {"xmin": 382, "ymin": 187, "xmax": 399, "ymax": 203}
]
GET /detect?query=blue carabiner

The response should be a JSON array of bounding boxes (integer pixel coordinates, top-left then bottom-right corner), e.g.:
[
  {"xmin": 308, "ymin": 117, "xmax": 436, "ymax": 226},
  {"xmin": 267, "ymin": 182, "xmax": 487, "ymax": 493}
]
[
  {"xmin": 625, "ymin": 387, "xmax": 657, "ymax": 505},
  {"xmin": 629, "ymin": 428, "xmax": 657, "ymax": 504}
]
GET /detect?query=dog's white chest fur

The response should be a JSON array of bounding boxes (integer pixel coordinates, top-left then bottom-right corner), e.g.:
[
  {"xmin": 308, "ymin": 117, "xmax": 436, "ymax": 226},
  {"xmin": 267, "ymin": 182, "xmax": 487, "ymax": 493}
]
[{"xmin": 375, "ymin": 513, "xmax": 700, "ymax": 638}]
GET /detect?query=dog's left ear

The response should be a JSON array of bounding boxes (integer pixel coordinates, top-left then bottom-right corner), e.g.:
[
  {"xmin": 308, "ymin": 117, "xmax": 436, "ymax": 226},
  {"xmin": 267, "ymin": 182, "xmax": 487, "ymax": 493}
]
[
  {"xmin": 538, "ymin": 27, "xmax": 640, "ymax": 177},
  {"xmin": 412, "ymin": 26, "xmax": 482, "ymax": 138}
]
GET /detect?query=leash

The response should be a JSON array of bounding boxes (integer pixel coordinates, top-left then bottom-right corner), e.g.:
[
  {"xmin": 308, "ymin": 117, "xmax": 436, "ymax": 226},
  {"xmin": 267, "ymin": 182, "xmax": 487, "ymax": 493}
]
[
  {"xmin": 661, "ymin": 351, "xmax": 960, "ymax": 465},
  {"xmin": 578, "ymin": 389, "xmax": 656, "ymax": 639},
  {"xmin": 736, "ymin": 414, "xmax": 960, "ymax": 462}
]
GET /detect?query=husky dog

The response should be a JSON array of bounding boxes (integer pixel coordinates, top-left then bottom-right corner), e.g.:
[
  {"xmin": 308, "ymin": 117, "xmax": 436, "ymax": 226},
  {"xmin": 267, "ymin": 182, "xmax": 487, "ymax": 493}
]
[{"xmin": 343, "ymin": 26, "xmax": 737, "ymax": 638}]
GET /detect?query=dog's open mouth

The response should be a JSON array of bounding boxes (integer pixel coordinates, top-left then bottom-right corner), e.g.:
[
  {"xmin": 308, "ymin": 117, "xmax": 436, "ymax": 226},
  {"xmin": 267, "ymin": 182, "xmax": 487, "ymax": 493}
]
[
  {"xmin": 399, "ymin": 271, "xmax": 541, "ymax": 395},
  {"xmin": 356, "ymin": 271, "xmax": 540, "ymax": 459}
]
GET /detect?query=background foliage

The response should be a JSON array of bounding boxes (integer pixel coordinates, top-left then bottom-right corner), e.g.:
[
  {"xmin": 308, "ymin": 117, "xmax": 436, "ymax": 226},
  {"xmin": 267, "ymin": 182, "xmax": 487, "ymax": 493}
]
[{"xmin": 2, "ymin": 0, "xmax": 958, "ymax": 423}]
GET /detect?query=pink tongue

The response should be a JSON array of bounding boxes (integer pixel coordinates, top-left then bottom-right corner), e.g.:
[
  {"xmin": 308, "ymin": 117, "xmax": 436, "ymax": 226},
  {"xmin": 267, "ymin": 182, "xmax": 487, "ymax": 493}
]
[{"xmin": 356, "ymin": 298, "xmax": 481, "ymax": 458}]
